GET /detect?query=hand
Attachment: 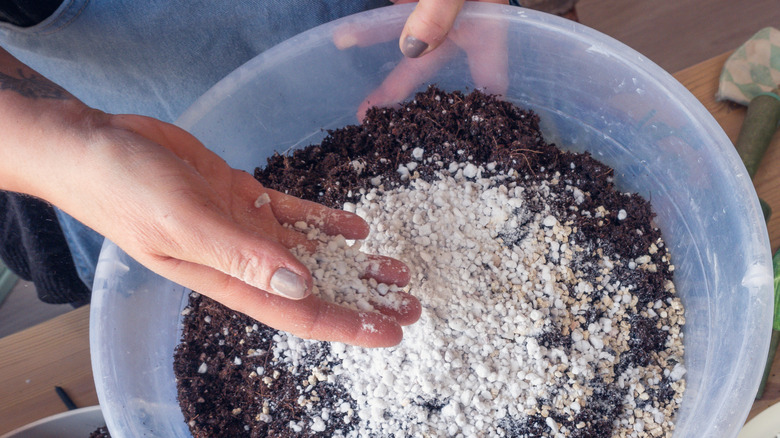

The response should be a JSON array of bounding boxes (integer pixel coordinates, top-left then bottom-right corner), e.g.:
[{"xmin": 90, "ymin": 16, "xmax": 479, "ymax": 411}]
[
  {"xmin": 395, "ymin": 0, "xmax": 508, "ymax": 59},
  {"xmin": 0, "ymin": 49, "xmax": 421, "ymax": 347},
  {"xmin": 334, "ymin": 0, "xmax": 509, "ymax": 120},
  {"xmin": 92, "ymin": 114, "xmax": 422, "ymax": 347}
]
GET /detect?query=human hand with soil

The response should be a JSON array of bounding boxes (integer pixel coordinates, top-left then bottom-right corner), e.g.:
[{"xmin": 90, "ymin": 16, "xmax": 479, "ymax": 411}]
[
  {"xmin": 0, "ymin": 48, "xmax": 420, "ymax": 348},
  {"xmin": 334, "ymin": 0, "xmax": 509, "ymax": 120},
  {"xmin": 100, "ymin": 115, "xmax": 421, "ymax": 348}
]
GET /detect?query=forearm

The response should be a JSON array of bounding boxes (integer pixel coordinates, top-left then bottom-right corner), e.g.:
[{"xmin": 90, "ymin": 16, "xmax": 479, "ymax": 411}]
[{"xmin": 0, "ymin": 46, "xmax": 101, "ymax": 202}]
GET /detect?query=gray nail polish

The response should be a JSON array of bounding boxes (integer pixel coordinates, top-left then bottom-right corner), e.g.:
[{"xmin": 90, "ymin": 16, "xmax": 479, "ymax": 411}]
[
  {"xmin": 402, "ymin": 36, "xmax": 428, "ymax": 58},
  {"xmin": 270, "ymin": 268, "xmax": 308, "ymax": 299}
]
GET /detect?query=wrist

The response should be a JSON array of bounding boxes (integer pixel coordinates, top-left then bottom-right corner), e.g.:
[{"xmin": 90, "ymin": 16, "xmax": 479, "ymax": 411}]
[
  {"xmin": 0, "ymin": 52, "xmax": 108, "ymax": 201},
  {"xmin": 0, "ymin": 92, "xmax": 101, "ymax": 195}
]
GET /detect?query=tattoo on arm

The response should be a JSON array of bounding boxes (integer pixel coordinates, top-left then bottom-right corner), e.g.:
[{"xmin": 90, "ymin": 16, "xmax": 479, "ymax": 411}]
[{"xmin": 0, "ymin": 68, "xmax": 70, "ymax": 100}]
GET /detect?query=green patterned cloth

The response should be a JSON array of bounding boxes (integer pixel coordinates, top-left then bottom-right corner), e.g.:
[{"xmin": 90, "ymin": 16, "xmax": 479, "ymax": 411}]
[
  {"xmin": 0, "ymin": 259, "xmax": 18, "ymax": 305},
  {"xmin": 717, "ymin": 27, "xmax": 780, "ymax": 106}
]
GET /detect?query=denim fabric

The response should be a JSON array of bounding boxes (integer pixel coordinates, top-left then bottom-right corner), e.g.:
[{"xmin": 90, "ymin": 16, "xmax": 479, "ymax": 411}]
[
  {"xmin": 53, "ymin": 209, "xmax": 103, "ymax": 289},
  {"xmin": 0, "ymin": 0, "xmax": 389, "ymax": 290},
  {"xmin": 0, "ymin": 0, "xmax": 390, "ymax": 122}
]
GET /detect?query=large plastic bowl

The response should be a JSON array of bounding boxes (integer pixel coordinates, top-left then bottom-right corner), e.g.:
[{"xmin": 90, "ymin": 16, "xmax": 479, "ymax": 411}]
[{"xmin": 90, "ymin": 4, "xmax": 774, "ymax": 437}]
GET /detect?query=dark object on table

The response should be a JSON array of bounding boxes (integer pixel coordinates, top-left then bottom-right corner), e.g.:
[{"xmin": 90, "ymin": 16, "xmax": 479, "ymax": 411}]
[{"xmin": 55, "ymin": 386, "xmax": 78, "ymax": 410}]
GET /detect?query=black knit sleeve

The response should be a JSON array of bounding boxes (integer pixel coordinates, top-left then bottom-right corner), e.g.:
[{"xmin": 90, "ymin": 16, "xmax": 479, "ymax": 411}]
[{"xmin": 0, "ymin": 0, "xmax": 63, "ymax": 27}]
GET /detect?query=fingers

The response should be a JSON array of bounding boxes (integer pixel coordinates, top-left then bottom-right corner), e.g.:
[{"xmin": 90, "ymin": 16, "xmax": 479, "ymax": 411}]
[
  {"xmin": 156, "ymin": 257, "xmax": 407, "ymax": 347},
  {"xmin": 252, "ymin": 201, "xmax": 319, "ymax": 252},
  {"xmin": 263, "ymin": 292, "xmax": 402, "ymax": 347},
  {"xmin": 361, "ymin": 255, "xmax": 419, "ymax": 325},
  {"xmin": 399, "ymin": 0, "xmax": 465, "ymax": 58},
  {"xmin": 363, "ymin": 254, "xmax": 411, "ymax": 286},
  {"xmin": 332, "ymin": 12, "xmax": 403, "ymax": 50},
  {"xmin": 357, "ymin": 40, "xmax": 457, "ymax": 121},
  {"xmin": 465, "ymin": 43, "xmax": 509, "ymax": 97},
  {"xmin": 456, "ymin": 5, "xmax": 510, "ymax": 96},
  {"xmin": 370, "ymin": 291, "xmax": 422, "ymax": 326},
  {"xmin": 263, "ymin": 188, "xmax": 370, "ymax": 240}
]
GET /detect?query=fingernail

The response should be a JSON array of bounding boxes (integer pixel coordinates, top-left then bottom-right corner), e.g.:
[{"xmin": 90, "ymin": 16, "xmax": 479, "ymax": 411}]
[
  {"xmin": 270, "ymin": 268, "xmax": 308, "ymax": 299},
  {"xmin": 401, "ymin": 35, "xmax": 428, "ymax": 58}
]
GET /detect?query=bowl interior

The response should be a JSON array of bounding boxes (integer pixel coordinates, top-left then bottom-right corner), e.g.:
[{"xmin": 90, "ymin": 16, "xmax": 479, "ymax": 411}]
[{"xmin": 90, "ymin": 4, "xmax": 773, "ymax": 438}]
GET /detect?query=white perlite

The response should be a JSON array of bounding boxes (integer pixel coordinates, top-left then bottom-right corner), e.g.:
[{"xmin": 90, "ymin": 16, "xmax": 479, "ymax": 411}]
[
  {"xmin": 288, "ymin": 231, "xmax": 409, "ymax": 317},
  {"xmin": 253, "ymin": 193, "xmax": 271, "ymax": 208},
  {"xmin": 338, "ymin": 170, "xmax": 552, "ymax": 437},
  {"xmin": 274, "ymin": 164, "xmax": 684, "ymax": 437}
]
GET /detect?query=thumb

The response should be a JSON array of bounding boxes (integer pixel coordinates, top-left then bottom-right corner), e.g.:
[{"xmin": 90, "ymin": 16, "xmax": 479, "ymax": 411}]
[
  {"xmin": 164, "ymin": 225, "xmax": 314, "ymax": 300},
  {"xmin": 134, "ymin": 198, "xmax": 315, "ymax": 301},
  {"xmin": 209, "ymin": 228, "xmax": 314, "ymax": 300},
  {"xmin": 398, "ymin": 0, "xmax": 464, "ymax": 58},
  {"xmin": 256, "ymin": 248, "xmax": 313, "ymax": 300}
]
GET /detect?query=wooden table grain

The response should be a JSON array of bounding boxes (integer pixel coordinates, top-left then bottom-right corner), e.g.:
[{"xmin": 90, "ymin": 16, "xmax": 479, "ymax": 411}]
[
  {"xmin": 0, "ymin": 305, "xmax": 97, "ymax": 434},
  {"xmin": 0, "ymin": 50, "xmax": 778, "ymax": 435}
]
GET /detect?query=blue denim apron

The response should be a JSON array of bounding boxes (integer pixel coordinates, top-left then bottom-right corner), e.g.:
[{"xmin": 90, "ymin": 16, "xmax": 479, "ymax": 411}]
[{"xmin": 0, "ymin": 0, "xmax": 388, "ymax": 289}]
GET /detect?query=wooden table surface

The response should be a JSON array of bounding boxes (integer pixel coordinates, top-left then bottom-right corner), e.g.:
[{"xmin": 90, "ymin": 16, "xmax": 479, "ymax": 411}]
[
  {"xmin": 0, "ymin": 305, "xmax": 96, "ymax": 434},
  {"xmin": 0, "ymin": 51, "xmax": 778, "ymax": 435}
]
